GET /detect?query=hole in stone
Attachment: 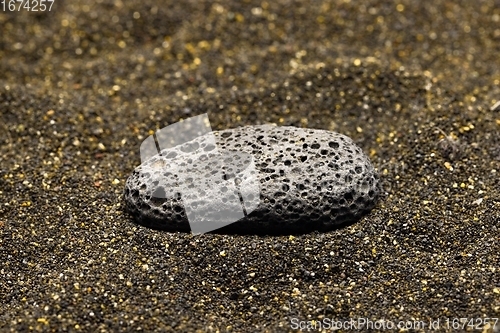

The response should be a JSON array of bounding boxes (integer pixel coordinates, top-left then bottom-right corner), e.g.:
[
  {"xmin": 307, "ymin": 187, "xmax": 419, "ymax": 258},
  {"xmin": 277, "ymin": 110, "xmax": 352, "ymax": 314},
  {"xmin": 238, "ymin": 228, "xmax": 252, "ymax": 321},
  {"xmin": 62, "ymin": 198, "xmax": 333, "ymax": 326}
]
[
  {"xmin": 344, "ymin": 191, "xmax": 354, "ymax": 201},
  {"xmin": 165, "ymin": 151, "xmax": 177, "ymax": 159},
  {"xmin": 329, "ymin": 141, "xmax": 339, "ymax": 149},
  {"xmin": 328, "ymin": 163, "xmax": 339, "ymax": 170},
  {"xmin": 150, "ymin": 195, "xmax": 167, "ymax": 206},
  {"xmin": 204, "ymin": 144, "xmax": 216, "ymax": 151},
  {"xmin": 356, "ymin": 197, "xmax": 365, "ymax": 204},
  {"xmin": 311, "ymin": 143, "xmax": 320, "ymax": 149},
  {"xmin": 152, "ymin": 186, "xmax": 166, "ymax": 197}
]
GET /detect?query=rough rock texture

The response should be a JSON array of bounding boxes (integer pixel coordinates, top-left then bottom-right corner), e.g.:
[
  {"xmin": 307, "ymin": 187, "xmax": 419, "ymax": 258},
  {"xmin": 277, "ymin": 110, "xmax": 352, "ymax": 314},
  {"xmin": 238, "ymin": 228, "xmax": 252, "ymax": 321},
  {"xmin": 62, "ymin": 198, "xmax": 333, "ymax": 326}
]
[
  {"xmin": 3, "ymin": 0, "xmax": 500, "ymax": 330},
  {"xmin": 124, "ymin": 125, "xmax": 380, "ymax": 233}
]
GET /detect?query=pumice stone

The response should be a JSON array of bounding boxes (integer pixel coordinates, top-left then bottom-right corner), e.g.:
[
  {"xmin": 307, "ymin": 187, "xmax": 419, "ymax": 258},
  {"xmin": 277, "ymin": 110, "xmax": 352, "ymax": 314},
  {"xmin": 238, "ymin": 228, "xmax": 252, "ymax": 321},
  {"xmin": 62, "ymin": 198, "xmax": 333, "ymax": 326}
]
[{"xmin": 124, "ymin": 124, "xmax": 380, "ymax": 234}]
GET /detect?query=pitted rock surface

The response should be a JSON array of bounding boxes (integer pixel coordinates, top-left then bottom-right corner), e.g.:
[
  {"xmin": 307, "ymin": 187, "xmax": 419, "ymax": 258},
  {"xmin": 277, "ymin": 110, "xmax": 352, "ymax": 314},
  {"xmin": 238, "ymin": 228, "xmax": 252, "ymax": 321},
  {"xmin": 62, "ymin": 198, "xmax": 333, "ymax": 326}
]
[{"xmin": 124, "ymin": 125, "xmax": 380, "ymax": 233}]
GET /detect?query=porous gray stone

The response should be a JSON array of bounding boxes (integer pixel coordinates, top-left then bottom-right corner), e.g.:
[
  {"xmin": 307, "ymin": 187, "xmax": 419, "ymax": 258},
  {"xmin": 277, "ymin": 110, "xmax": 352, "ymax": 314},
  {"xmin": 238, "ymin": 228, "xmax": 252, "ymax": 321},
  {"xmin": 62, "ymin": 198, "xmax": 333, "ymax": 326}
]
[{"xmin": 124, "ymin": 125, "xmax": 380, "ymax": 233}]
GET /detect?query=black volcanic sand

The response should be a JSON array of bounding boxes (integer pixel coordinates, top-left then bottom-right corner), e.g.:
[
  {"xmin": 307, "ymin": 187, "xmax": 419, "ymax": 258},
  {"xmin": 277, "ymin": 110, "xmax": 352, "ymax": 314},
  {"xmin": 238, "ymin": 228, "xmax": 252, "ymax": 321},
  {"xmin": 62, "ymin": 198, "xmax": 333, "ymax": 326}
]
[{"xmin": 1, "ymin": 0, "xmax": 499, "ymax": 332}]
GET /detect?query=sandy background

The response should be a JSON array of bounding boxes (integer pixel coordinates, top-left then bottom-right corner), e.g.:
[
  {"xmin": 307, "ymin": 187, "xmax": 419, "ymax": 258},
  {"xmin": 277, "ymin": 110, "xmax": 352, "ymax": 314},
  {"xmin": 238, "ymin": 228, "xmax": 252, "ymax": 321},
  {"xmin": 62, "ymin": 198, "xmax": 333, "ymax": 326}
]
[{"xmin": 1, "ymin": 0, "xmax": 499, "ymax": 331}]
